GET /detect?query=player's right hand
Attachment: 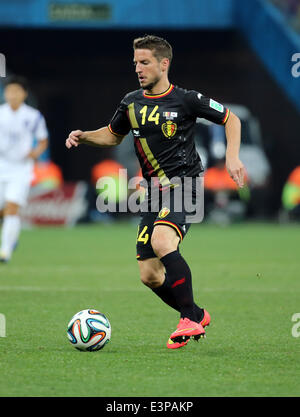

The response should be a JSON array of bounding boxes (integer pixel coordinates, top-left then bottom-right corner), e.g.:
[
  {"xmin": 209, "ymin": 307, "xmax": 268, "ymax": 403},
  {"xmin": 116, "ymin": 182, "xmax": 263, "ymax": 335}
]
[{"xmin": 65, "ymin": 130, "xmax": 83, "ymax": 148}]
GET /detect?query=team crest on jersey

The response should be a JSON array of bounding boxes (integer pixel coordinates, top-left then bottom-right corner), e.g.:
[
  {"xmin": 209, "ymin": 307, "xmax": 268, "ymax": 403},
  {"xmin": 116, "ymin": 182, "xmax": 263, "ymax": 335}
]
[
  {"xmin": 158, "ymin": 207, "xmax": 170, "ymax": 219},
  {"xmin": 161, "ymin": 120, "xmax": 177, "ymax": 139}
]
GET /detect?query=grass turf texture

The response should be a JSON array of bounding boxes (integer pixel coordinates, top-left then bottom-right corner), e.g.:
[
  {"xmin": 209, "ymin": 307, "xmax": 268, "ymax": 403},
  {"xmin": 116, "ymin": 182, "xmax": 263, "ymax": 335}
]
[{"xmin": 0, "ymin": 222, "xmax": 299, "ymax": 397}]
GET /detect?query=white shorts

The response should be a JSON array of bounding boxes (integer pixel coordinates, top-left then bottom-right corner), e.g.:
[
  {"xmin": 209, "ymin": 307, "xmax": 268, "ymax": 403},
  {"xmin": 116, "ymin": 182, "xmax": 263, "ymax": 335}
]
[{"xmin": 0, "ymin": 177, "xmax": 31, "ymax": 208}]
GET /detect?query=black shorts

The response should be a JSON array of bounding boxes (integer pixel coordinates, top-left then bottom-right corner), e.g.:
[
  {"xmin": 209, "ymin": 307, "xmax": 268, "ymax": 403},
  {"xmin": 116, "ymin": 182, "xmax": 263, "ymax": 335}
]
[{"xmin": 136, "ymin": 179, "xmax": 201, "ymax": 260}]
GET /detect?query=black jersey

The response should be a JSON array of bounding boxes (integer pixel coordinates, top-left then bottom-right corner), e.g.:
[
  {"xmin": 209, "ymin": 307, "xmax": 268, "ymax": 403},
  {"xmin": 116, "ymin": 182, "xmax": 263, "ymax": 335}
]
[{"xmin": 108, "ymin": 84, "xmax": 230, "ymax": 187}]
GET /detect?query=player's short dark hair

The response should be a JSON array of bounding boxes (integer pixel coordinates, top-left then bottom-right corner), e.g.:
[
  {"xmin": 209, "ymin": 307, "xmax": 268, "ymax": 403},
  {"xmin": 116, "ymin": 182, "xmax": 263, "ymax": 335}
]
[
  {"xmin": 133, "ymin": 35, "xmax": 173, "ymax": 64},
  {"xmin": 4, "ymin": 75, "xmax": 28, "ymax": 92}
]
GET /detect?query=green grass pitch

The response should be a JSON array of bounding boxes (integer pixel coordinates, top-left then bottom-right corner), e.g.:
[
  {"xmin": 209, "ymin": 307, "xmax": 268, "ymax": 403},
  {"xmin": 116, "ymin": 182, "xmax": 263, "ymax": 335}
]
[{"xmin": 0, "ymin": 221, "xmax": 300, "ymax": 397}]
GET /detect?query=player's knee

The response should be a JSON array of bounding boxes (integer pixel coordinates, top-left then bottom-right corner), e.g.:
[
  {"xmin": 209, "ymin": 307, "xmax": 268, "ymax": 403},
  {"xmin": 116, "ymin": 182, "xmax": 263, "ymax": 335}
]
[
  {"xmin": 140, "ymin": 269, "xmax": 162, "ymax": 288},
  {"xmin": 138, "ymin": 260, "xmax": 165, "ymax": 288},
  {"xmin": 4, "ymin": 202, "xmax": 20, "ymax": 216},
  {"xmin": 151, "ymin": 237, "xmax": 167, "ymax": 258}
]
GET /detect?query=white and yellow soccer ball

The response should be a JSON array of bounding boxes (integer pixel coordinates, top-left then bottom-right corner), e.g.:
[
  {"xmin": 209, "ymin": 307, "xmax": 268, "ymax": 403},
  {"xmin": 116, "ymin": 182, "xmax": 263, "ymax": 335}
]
[{"xmin": 67, "ymin": 309, "xmax": 111, "ymax": 351}]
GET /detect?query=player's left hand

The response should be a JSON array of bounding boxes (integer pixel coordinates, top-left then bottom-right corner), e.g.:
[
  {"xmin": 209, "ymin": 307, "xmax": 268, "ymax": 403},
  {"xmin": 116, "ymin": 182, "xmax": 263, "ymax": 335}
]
[{"xmin": 226, "ymin": 157, "xmax": 245, "ymax": 188}]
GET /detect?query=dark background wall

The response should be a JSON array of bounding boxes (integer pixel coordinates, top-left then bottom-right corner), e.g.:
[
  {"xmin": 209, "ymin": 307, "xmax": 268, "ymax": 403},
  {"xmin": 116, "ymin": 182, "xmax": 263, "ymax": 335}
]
[{"xmin": 2, "ymin": 28, "xmax": 299, "ymax": 214}]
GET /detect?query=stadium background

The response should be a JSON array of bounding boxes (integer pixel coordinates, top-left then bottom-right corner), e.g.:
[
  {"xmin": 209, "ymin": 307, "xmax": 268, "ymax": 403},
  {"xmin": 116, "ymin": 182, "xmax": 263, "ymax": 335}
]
[
  {"xmin": 1, "ymin": 0, "xmax": 300, "ymax": 399},
  {"xmin": 1, "ymin": 0, "xmax": 300, "ymax": 223}
]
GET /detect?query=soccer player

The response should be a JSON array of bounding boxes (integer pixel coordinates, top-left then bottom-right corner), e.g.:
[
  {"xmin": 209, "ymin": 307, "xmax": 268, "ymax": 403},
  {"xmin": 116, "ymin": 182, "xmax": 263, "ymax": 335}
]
[
  {"xmin": 0, "ymin": 76, "xmax": 48, "ymax": 262},
  {"xmin": 66, "ymin": 35, "xmax": 245, "ymax": 349}
]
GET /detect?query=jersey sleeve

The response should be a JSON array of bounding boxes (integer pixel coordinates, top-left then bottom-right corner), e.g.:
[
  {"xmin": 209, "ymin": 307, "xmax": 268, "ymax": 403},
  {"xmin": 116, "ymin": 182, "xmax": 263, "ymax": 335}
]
[
  {"xmin": 183, "ymin": 90, "xmax": 230, "ymax": 125},
  {"xmin": 108, "ymin": 95, "xmax": 131, "ymax": 137},
  {"xmin": 34, "ymin": 113, "xmax": 48, "ymax": 140}
]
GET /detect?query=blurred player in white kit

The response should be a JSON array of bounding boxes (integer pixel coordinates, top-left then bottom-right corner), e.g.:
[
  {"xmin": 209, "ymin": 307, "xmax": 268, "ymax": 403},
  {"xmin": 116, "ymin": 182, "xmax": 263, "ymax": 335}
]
[{"xmin": 0, "ymin": 76, "xmax": 48, "ymax": 262}]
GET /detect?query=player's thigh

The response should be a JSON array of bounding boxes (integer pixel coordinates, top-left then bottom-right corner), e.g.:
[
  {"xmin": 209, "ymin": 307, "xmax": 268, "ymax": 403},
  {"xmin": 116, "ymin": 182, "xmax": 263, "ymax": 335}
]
[
  {"xmin": 137, "ymin": 257, "xmax": 165, "ymax": 288},
  {"xmin": 151, "ymin": 225, "xmax": 180, "ymax": 258},
  {"xmin": 5, "ymin": 176, "xmax": 31, "ymax": 210},
  {"xmin": 136, "ymin": 211, "xmax": 157, "ymax": 261},
  {"xmin": 151, "ymin": 194, "xmax": 189, "ymax": 257}
]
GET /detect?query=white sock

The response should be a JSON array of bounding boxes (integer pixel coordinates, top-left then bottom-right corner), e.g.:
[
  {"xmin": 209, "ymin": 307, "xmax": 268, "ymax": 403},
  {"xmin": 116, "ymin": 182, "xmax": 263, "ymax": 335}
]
[{"xmin": 0, "ymin": 215, "xmax": 21, "ymax": 259}]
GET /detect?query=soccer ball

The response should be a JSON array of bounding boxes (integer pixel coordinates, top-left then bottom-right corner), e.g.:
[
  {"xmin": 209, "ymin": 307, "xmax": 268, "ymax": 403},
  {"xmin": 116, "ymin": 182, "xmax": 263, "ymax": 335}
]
[{"xmin": 67, "ymin": 309, "xmax": 111, "ymax": 351}]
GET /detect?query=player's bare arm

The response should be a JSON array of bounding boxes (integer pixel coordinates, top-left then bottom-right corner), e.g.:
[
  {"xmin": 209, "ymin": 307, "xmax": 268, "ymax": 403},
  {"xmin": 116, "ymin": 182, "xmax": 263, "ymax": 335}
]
[
  {"xmin": 65, "ymin": 126, "xmax": 124, "ymax": 149},
  {"xmin": 27, "ymin": 138, "xmax": 48, "ymax": 160},
  {"xmin": 224, "ymin": 111, "xmax": 245, "ymax": 188}
]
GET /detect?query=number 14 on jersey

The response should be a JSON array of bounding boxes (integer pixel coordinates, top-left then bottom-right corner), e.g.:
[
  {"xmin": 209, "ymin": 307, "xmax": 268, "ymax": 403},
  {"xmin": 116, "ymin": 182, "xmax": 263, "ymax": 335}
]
[{"xmin": 140, "ymin": 105, "xmax": 160, "ymax": 125}]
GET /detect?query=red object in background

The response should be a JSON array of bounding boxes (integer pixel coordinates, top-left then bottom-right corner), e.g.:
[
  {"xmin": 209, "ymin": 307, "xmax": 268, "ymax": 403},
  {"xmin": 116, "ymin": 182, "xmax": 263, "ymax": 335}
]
[
  {"xmin": 288, "ymin": 166, "xmax": 300, "ymax": 186},
  {"xmin": 204, "ymin": 165, "xmax": 238, "ymax": 191},
  {"xmin": 31, "ymin": 161, "xmax": 63, "ymax": 187},
  {"xmin": 91, "ymin": 159, "xmax": 126, "ymax": 185},
  {"xmin": 21, "ymin": 182, "xmax": 88, "ymax": 226}
]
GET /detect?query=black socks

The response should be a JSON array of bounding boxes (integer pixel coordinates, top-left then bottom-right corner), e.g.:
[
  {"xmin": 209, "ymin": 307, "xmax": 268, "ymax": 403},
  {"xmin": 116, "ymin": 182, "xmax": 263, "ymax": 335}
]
[
  {"xmin": 152, "ymin": 277, "xmax": 204, "ymax": 322},
  {"xmin": 156, "ymin": 250, "xmax": 202, "ymax": 322}
]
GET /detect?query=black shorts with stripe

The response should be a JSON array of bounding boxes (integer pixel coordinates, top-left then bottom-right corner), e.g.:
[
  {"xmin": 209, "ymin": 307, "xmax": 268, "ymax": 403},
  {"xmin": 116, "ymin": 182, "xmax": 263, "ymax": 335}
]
[{"xmin": 136, "ymin": 179, "xmax": 201, "ymax": 260}]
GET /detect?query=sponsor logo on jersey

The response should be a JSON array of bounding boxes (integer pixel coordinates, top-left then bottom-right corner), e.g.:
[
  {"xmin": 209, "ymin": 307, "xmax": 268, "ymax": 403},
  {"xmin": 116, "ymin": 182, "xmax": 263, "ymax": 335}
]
[
  {"xmin": 209, "ymin": 99, "xmax": 224, "ymax": 113},
  {"xmin": 158, "ymin": 207, "xmax": 170, "ymax": 219},
  {"xmin": 161, "ymin": 120, "xmax": 177, "ymax": 139}
]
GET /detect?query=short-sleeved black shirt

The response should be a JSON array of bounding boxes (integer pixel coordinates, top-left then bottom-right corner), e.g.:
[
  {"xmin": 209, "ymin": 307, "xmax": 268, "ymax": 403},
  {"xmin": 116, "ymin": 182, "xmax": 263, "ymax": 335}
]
[{"xmin": 108, "ymin": 84, "xmax": 230, "ymax": 186}]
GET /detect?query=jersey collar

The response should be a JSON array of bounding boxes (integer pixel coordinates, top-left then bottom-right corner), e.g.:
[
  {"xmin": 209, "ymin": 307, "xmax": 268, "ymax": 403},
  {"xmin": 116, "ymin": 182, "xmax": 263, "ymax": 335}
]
[{"xmin": 143, "ymin": 84, "xmax": 174, "ymax": 99}]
